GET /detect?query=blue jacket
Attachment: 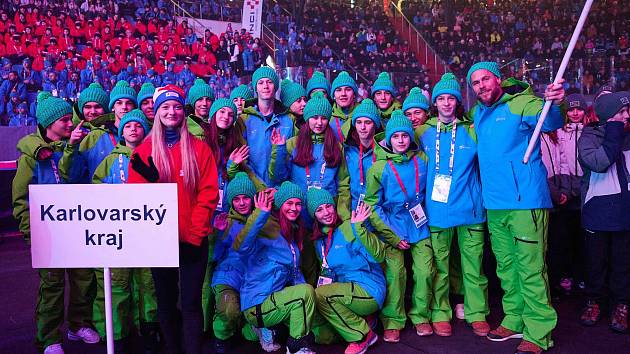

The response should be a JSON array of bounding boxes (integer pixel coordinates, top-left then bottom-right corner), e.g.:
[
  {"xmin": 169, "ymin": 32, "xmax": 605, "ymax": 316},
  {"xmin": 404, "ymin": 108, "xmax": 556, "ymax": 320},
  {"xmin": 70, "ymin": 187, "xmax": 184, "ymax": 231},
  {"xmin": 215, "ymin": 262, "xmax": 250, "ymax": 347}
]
[
  {"xmin": 60, "ymin": 120, "xmax": 118, "ymax": 183},
  {"xmin": 469, "ymin": 78, "xmax": 564, "ymax": 210},
  {"xmin": 91, "ymin": 143, "xmax": 131, "ymax": 184},
  {"xmin": 364, "ymin": 132, "xmax": 430, "ymax": 245},
  {"xmin": 241, "ymin": 100, "xmax": 294, "ymax": 188},
  {"xmin": 417, "ymin": 117, "xmax": 485, "ymax": 228},
  {"xmin": 314, "ymin": 221, "xmax": 387, "ymax": 308},
  {"xmin": 235, "ymin": 211, "xmax": 306, "ymax": 310}
]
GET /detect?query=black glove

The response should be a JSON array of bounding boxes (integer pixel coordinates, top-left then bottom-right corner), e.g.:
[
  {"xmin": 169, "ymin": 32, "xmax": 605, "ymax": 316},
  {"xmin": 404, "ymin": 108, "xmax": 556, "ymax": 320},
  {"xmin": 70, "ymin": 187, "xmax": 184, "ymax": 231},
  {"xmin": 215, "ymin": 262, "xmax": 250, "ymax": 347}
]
[{"xmin": 130, "ymin": 154, "xmax": 160, "ymax": 183}]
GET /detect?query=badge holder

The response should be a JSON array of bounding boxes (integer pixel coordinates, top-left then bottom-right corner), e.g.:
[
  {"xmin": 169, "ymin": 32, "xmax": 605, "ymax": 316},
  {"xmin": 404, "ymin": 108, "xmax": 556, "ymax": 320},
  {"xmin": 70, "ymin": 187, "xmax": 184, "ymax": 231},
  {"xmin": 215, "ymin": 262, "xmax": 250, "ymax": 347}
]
[
  {"xmin": 308, "ymin": 181, "xmax": 322, "ymax": 191},
  {"xmin": 217, "ymin": 188, "xmax": 224, "ymax": 210},
  {"xmin": 408, "ymin": 202, "xmax": 428, "ymax": 229},
  {"xmin": 431, "ymin": 174, "xmax": 452, "ymax": 203}
]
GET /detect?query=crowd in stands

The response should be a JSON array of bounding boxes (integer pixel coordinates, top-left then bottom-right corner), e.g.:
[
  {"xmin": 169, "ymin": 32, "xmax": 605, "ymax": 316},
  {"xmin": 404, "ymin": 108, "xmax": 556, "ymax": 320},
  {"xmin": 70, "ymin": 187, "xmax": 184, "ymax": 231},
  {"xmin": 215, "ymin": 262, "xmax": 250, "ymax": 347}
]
[
  {"xmin": 0, "ymin": 0, "xmax": 272, "ymax": 126},
  {"xmin": 404, "ymin": 0, "xmax": 630, "ymax": 93}
]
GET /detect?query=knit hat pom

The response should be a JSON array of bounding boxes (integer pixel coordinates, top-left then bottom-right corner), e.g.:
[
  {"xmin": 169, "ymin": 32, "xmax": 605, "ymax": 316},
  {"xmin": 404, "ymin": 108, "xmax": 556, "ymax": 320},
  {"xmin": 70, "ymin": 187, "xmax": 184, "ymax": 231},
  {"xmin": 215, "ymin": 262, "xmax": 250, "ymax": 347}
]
[
  {"xmin": 37, "ymin": 91, "xmax": 52, "ymax": 103},
  {"xmin": 194, "ymin": 78, "xmax": 205, "ymax": 85},
  {"xmin": 88, "ymin": 83, "xmax": 104, "ymax": 89},
  {"xmin": 312, "ymin": 91, "xmax": 325, "ymax": 99},
  {"xmin": 441, "ymin": 73, "xmax": 457, "ymax": 81},
  {"xmin": 115, "ymin": 80, "xmax": 130, "ymax": 88},
  {"xmin": 377, "ymin": 72, "xmax": 391, "ymax": 80},
  {"xmin": 409, "ymin": 87, "xmax": 422, "ymax": 95}
]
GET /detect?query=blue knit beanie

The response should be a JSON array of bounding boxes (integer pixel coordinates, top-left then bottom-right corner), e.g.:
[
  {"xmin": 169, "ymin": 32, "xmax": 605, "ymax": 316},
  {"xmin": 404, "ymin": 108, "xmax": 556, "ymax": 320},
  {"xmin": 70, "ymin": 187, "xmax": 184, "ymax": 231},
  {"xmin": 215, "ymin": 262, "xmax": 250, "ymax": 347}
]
[
  {"xmin": 118, "ymin": 109, "xmax": 150, "ymax": 139},
  {"xmin": 78, "ymin": 83, "xmax": 109, "ymax": 113},
  {"xmin": 109, "ymin": 80, "xmax": 138, "ymax": 110},
  {"xmin": 307, "ymin": 187, "xmax": 336, "ymax": 218},
  {"xmin": 252, "ymin": 66, "xmax": 279, "ymax": 93},
  {"xmin": 431, "ymin": 73, "xmax": 462, "ymax": 103},
  {"xmin": 226, "ymin": 172, "xmax": 257, "ymax": 207},
  {"xmin": 36, "ymin": 91, "xmax": 73, "ymax": 128},
  {"xmin": 466, "ymin": 61, "xmax": 502, "ymax": 87},
  {"xmin": 403, "ymin": 87, "xmax": 429, "ymax": 112},
  {"xmin": 274, "ymin": 181, "xmax": 305, "ymax": 210},
  {"xmin": 351, "ymin": 98, "xmax": 381, "ymax": 128},
  {"xmin": 303, "ymin": 91, "xmax": 332, "ymax": 121},
  {"xmin": 331, "ymin": 71, "xmax": 358, "ymax": 95},
  {"xmin": 371, "ymin": 72, "xmax": 396, "ymax": 96},
  {"xmin": 230, "ymin": 84, "xmax": 254, "ymax": 101},
  {"xmin": 137, "ymin": 82, "xmax": 156, "ymax": 105},
  {"xmin": 187, "ymin": 78, "xmax": 215, "ymax": 106},
  {"xmin": 209, "ymin": 98, "xmax": 238, "ymax": 123},
  {"xmin": 306, "ymin": 71, "xmax": 331, "ymax": 97},
  {"xmin": 385, "ymin": 110, "xmax": 414, "ymax": 147},
  {"xmin": 280, "ymin": 79, "xmax": 307, "ymax": 108}
]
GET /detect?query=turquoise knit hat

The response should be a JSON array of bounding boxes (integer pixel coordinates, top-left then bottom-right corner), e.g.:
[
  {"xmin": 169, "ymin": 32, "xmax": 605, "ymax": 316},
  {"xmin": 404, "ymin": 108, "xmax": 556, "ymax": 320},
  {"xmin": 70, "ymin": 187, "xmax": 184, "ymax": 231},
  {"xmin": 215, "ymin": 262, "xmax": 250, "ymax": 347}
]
[
  {"xmin": 371, "ymin": 72, "xmax": 396, "ymax": 96},
  {"xmin": 331, "ymin": 71, "xmax": 358, "ymax": 95},
  {"xmin": 137, "ymin": 82, "xmax": 156, "ymax": 104},
  {"xmin": 351, "ymin": 98, "xmax": 381, "ymax": 128},
  {"xmin": 118, "ymin": 109, "xmax": 150, "ymax": 139},
  {"xmin": 307, "ymin": 187, "xmax": 336, "ymax": 218},
  {"xmin": 230, "ymin": 84, "xmax": 254, "ymax": 101},
  {"xmin": 187, "ymin": 78, "xmax": 215, "ymax": 106},
  {"xmin": 431, "ymin": 73, "xmax": 462, "ymax": 103},
  {"xmin": 78, "ymin": 83, "xmax": 109, "ymax": 113},
  {"xmin": 385, "ymin": 110, "xmax": 414, "ymax": 147},
  {"xmin": 226, "ymin": 172, "xmax": 257, "ymax": 207},
  {"xmin": 274, "ymin": 181, "xmax": 305, "ymax": 210},
  {"xmin": 466, "ymin": 61, "xmax": 502, "ymax": 87},
  {"xmin": 280, "ymin": 79, "xmax": 306, "ymax": 108},
  {"xmin": 403, "ymin": 87, "xmax": 429, "ymax": 112},
  {"xmin": 306, "ymin": 71, "xmax": 331, "ymax": 97},
  {"xmin": 303, "ymin": 91, "xmax": 332, "ymax": 121},
  {"xmin": 108, "ymin": 80, "xmax": 138, "ymax": 110},
  {"xmin": 36, "ymin": 91, "xmax": 73, "ymax": 128},
  {"xmin": 209, "ymin": 98, "xmax": 238, "ymax": 123},
  {"xmin": 252, "ymin": 66, "xmax": 279, "ymax": 93}
]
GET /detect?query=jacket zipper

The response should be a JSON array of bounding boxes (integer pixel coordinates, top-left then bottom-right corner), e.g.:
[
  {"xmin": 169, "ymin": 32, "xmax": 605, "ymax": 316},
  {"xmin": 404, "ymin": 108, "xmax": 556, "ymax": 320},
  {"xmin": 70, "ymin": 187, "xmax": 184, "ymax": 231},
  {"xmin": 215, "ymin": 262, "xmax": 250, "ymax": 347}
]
[{"xmin": 509, "ymin": 161, "xmax": 521, "ymax": 201}]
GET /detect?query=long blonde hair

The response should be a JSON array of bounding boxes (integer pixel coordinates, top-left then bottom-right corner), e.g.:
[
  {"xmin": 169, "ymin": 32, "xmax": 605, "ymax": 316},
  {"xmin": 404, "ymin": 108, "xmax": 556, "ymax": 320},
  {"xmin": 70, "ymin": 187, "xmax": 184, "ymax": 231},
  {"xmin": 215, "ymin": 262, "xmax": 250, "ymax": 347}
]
[{"xmin": 151, "ymin": 109, "xmax": 200, "ymax": 195}]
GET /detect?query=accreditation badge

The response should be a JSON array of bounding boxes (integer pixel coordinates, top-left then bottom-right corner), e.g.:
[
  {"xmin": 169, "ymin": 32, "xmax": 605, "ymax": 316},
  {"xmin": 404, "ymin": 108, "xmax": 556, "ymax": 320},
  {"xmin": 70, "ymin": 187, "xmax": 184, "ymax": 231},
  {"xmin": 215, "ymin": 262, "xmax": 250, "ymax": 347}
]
[
  {"xmin": 431, "ymin": 174, "xmax": 453, "ymax": 203},
  {"xmin": 217, "ymin": 188, "xmax": 224, "ymax": 210},
  {"xmin": 408, "ymin": 202, "xmax": 427, "ymax": 228},
  {"xmin": 308, "ymin": 181, "xmax": 322, "ymax": 190}
]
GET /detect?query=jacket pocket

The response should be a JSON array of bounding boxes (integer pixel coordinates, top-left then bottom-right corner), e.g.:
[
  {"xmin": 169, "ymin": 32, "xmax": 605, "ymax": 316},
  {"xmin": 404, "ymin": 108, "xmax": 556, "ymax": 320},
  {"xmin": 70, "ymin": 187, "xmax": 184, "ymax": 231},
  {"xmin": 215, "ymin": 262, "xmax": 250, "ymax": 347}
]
[{"xmin": 509, "ymin": 161, "xmax": 521, "ymax": 201}]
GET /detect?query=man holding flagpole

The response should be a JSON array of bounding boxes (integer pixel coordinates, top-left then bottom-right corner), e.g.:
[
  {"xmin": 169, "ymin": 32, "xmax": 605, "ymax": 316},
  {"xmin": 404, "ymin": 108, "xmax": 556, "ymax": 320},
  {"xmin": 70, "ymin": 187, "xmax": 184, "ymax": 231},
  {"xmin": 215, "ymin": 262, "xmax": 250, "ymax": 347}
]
[{"xmin": 467, "ymin": 61, "xmax": 565, "ymax": 354}]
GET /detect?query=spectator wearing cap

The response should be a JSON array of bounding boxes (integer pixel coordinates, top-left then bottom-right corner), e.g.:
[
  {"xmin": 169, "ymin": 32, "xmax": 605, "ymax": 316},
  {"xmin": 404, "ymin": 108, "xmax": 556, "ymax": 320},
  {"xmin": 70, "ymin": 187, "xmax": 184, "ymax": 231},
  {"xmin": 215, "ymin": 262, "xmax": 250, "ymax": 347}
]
[
  {"xmin": 5, "ymin": 91, "xmax": 22, "ymax": 119},
  {"xmin": 147, "ymin": 68, "xmax": 162, "ymax": 87},
  {"xmin": 577, "ymin": 91, "xmax": 630, "ymax": 334},
  {"xmin": 467, "ymin": 61, "xmax": 565, "ymax": 353},
  {"xmin": 162, "ymin": 63, "xmax": 177, "ymax": 85},
  {"xmin": 0, "ymin": 70, "xmax": 27, "ymax": 109},
  {"xmin": 372, "ymin": 72, "xmax": 402, "ymax": 126},
  {"xmin": 179, "ymin": 60, "xmax": 196, "ymax": 88},
  {"xmin": 330, "ymin": 71, "xmax": 359, "ymax": 143},
  {"xmin": 17, "ymin": 57, "xmax": 42, "ymax": 92},
  {"xmin": 80, "ymin": 60, "xmax": 96, "ymax": 91},
  {"xmin": 8, "ymin": 101, "xmax": 35, "ymax": 126},
  {"xmin": 542, "ymin": 94, "xmax": 590, "ymax": 298},
  {"xmin": 43, "ymin": 71, "xmax": 65, "ymax": 97},
  {"xmin": 138, "ymin": 82, "xmax": 156, "ymax": 123},
  {"xmin": 64, "ymin": 71, "xmax": 81, "ymax": 102},
  {"xmin": 241, "ymin": 66, "xmax": 294, "ymax": 187},
  {"xmin": 280, "ymin": 79, "xmax": 308, "ymax": 130}
]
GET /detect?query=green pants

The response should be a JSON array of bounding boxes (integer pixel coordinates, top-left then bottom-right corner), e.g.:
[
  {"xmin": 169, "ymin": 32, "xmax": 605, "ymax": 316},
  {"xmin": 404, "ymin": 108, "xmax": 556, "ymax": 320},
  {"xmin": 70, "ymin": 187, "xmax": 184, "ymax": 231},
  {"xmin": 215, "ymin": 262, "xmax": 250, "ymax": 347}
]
[
  {"xmin": 315, "ymin": 282, "xmax": 378, "ymax": 343},
  {"xmin": 93, "ymin": 268, "xmax": 157, "ymax": 340},
  {"xmin": 36, "ymin": 268, "xmax": 95, "ymax": 350},
  {"xmin": 381, "ymin": 238, "xmax": 435, "ymax": 329},
  {"xmin": 488, "ymin": 209, "xmax": 557, "ymax": 349},
  {"xmin": 430, "ymin": 224, "xmax": 489, "ymax": 322},
  {"xmin": 244, "ymin": 284, "xmax": 315, "ymax": 340},
  {"xmin": 449, "ymin": 240, "xmax": 463, "ymax": 296},
  {"xmin": 212, "ymin": 285, "xmax": 241, "ymax": 340},
  {"xmin": 201, "ymin": 234, "xmax": 216, "ymax": 333}
]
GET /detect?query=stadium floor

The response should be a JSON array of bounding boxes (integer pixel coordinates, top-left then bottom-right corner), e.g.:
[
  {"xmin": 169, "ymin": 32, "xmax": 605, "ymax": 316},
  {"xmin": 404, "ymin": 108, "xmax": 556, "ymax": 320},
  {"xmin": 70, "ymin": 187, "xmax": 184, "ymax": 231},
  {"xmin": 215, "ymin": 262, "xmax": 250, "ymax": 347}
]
[{"xmin": 1, "ymin": 236, "xmax": 627, "ymax": 354}]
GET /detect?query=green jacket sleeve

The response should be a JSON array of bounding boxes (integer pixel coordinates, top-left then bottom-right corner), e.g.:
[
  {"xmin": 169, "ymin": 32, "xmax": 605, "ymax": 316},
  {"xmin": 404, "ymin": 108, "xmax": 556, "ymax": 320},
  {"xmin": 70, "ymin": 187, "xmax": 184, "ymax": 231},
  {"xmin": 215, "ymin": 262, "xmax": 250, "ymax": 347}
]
[
  {"xmin": 227, "ymin": 157, "xmax": 267, "ymax": 191},
  {"xmin": 232, "ymin": 208, "xmax": 272, "ymax": 253},
  {"xmin": 335, "ymin": 145, "xmax": 352, "ymax": 221},
  {"xmin": 364, "ymin": 161, "xmax": 402, "ymax": 246},
  {"xmin": 92, "ymin": 155, "xmax": 113, "ymax": 184},
  {"xmin": 349, "ymin": 221, "xmax": 386, "ymax": 262},
  {"xmin": 12, "ymin": 154, "xmax": 36, "ymax": 236},
  {"xmin": 268, "ymin": 138, "xmax": 295, "ymax": 185}
]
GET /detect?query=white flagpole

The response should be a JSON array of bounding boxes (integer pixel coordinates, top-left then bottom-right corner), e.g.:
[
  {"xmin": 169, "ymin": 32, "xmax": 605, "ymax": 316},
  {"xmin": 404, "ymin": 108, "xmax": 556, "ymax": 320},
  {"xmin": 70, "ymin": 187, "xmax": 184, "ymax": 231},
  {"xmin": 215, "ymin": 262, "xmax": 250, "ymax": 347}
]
[
  {"xmin": 104, "ymin": 267, "xmax": 114, "ymax": 354},
  {"xmin": 522, "ymin": 0, "xmax": 594, "ymax": 163}
]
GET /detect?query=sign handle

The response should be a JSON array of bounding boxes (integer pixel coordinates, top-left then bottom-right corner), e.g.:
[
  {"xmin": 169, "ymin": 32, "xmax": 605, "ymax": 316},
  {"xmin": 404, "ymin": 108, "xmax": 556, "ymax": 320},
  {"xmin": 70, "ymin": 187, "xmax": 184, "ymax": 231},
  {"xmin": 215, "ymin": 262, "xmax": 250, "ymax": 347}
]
[
  {"xmin": 104, "ymin": 267, "xmax": 114, "ymax": 354},
  {"xmin": 522, "ymin": 0, "xmax": 594, "ymax": 163}
]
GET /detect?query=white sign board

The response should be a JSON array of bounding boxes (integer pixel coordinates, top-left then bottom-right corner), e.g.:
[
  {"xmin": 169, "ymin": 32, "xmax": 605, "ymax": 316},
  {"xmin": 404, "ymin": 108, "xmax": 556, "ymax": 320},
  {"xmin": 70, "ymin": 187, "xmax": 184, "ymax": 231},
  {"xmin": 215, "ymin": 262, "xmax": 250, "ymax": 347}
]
[
  {"xmin": 242, "ymin": 0, "xmax": 264, "ymax": 39},
  {"xmin": 29, "ymin": 184, "xmax": 179, "ymax": 268}
]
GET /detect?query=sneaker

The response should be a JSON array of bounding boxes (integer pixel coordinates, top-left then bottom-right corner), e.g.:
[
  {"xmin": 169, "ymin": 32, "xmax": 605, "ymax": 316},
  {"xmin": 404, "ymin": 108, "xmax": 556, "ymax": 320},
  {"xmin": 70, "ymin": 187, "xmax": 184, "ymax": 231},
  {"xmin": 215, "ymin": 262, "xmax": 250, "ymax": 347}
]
[
  {"xmin": 344, "ymin": 330, "xmax": 378, "ymax": 354},
  {"xmin": 559, "ymin": 278, "xmax": 572, "ymax": 292},
  {"xmin": 455, "ymin": 303, "xmax": 465, "ymax": 320},
  {"xmin": 286, "ymin": 347, "xmax": 316, "ymax": 354},
  {"xmin": 471, "ymin": 321, "xmax": 490, "ymax": 336},
  {"xmin": 414, "ymin": 323, "xmax": 433, "ymax": 337},
  {"xmin": 253, "ymin": 327, "xmax": 281, "ymax": 353},
  {"xmin": 382, "ymin": 329, "xmax": 400, "ymax": 343},
  {"xmin": 432, "ymin": 321, "xmax": 452, "ymax": 337},
  {"xmin": 580, "ymin": 301, "xmax": 601, "ymax": 326},
  {"xmin": 610, "ymin": 304, "xmax": 628, "ymax": 333},
  {"xmin": 486, "ymin": 326, "xmax": 523, "ymax": 342},
  {"xmin": 67, "ymin": 327, "xmax": 100, "ymax": 344},
  {"xmin": 43, "ymin": 343, "xmax": 64, "ymax": 354},
  {"xmin": 515, "ymin": 339, "xmax": 543, "ymax": 354}
]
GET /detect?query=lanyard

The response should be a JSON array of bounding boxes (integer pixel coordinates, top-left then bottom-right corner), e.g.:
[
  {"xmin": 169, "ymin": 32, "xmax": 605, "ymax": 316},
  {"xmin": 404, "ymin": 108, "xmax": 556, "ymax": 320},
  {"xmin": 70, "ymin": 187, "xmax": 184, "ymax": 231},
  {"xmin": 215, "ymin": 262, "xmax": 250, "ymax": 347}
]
[
  {"xmin": 335, "ymin": 117, "xmax": 344, "ymax": 143},
  {"xmin": 387, "ymin": 156, "xmax": 419, "ymax": 208},
  {"xmin": 320, "ymin": 227, "xmax": 334, "ymax": 268},
  {"xmin": 118, "ymin": 154, "xmax": 126, "ymax": 183},
  {"xmin": 435, "ymin": 120, "xmax": 457, "ymax": 176},
  {"xmin": 305, "ymin": 162, "xmax": 326, "ymax": 186},
  {"xmin": 108, "ymin": 132, "xmax": 117, "ymax": 147},
  {"xmin": 358, "ymin": 142, "xmax": 376, "ymax": 186},
  {"xmin": 289, "ymin": 242, "xmax": 298, "ymax": 279},
  {"xmin": 50, "ymin": 159, "xmax": 61, "ymax": 184}
]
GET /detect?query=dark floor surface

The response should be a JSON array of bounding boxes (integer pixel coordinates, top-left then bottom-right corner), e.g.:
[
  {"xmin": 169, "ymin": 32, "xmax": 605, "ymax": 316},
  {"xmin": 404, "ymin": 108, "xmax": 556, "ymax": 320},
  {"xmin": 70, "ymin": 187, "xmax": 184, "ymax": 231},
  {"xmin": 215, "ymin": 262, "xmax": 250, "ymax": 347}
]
[{"xmin": 1, "ymin": 236, "xmax": 628, "ymax": 354}]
